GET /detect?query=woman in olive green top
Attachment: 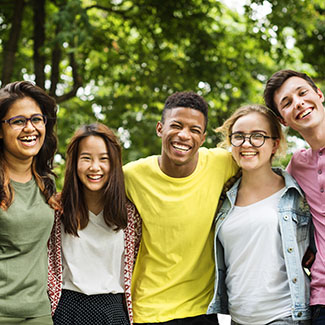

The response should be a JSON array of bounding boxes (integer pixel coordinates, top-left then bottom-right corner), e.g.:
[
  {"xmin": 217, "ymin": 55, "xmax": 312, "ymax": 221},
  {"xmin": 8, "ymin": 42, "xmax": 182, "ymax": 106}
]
[{"xmin": 0, "ymin": 81, "xmax": 57, "ymax": 324}]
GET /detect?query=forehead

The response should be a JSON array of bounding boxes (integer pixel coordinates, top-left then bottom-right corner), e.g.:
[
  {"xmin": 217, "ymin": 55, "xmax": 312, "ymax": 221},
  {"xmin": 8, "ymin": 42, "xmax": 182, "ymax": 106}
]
[
  {"xmin": 5, "ymin": 97, "xmax": 42, "ymax": 118},
  {"xmin": 164, "ymin": 106, "xmax": 205, "ymax": 126},
  {"xmin": 274, "ymin": 77, "xmax": 311, "ymax": 102},
  {"xmin": 78, "ymin": 135, "xmax": 108, "ymax": 153},
  {"xmin": 232, "ymin": 112, "xmax": 271, "ymax": 132}
]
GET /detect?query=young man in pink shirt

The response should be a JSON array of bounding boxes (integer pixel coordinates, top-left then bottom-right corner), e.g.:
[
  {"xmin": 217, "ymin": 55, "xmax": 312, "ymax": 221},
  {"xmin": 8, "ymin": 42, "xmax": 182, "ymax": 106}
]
[{"xmin": 264, "ymin": 69, "xmax": 325, "ymax": 324}]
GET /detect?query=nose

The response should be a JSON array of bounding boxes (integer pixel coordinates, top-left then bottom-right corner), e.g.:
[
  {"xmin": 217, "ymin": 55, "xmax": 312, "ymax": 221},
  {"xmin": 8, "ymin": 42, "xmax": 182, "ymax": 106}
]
[
  {"xmin": 23, "ymin": 119, "xmax": 36, "ymax": 131},
  {"xmin": 178, "ymin": 128, "xmax": 191, "ymax": 140},
  {"xmin": 241, "ymin": 136, "xmax": 252, "ymax": 147},
  {"xmin": 90, "ymin": 159, "xmax": 100, "ymax": 171},
  {"xmin": 293, "ymin": 95, "xmax": 305, "ymax": 110}
]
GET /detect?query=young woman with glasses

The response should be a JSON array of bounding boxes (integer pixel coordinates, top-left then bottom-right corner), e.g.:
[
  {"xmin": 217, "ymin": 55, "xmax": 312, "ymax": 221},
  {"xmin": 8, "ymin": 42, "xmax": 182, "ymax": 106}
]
[
  {"xmin": 0, "ymin": 81, "xmax": 58, "ymax": 324},
  {"xmin": 208, "ymin": 104, "xmax": 312, "ymax": 324}
]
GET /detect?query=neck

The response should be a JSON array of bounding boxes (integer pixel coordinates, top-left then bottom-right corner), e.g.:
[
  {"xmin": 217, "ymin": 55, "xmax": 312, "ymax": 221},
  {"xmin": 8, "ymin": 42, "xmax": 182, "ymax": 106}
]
[
  {"xmin": 236, "ymin": 166, "xmax": 284, "ymax": 206},
  {"xmin": 84, "ymin": 189, "xmax": 104, "ymax": 215},
  {"xmin": 5, "ymin": 157, "xmax": 33, "ymax": 183},
  {"xmin": 299, "ymin": 123, "xmax": 325, "ymax": 150},
  {"xmin": 241, "ymin": 166, "xmax": 279, "ymax": 186},
  {"xmin": 158, "ymin": 154, "xmax": 198, "ymax": 178}
]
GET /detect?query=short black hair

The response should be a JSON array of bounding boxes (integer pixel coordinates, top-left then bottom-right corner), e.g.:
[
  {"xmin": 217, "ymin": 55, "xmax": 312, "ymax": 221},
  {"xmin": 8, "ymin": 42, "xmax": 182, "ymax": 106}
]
[
  {"xmin": 162, "ymin": 91, "xmax": 208, "ymax": 130},
  {"xmin": 264, "ymin": 69, "xmax": 318, "ymax": 117}
]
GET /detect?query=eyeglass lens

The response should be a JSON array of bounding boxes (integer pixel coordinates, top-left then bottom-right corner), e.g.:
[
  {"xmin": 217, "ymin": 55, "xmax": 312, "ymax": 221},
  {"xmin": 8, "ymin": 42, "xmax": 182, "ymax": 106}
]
[
  {"xmin": 9, "ymin": 115, "xmax": 46, "ymax": 129},
  {"xmin": 230, "ymin": 133, "xmax": 265, "ymax": 148}
]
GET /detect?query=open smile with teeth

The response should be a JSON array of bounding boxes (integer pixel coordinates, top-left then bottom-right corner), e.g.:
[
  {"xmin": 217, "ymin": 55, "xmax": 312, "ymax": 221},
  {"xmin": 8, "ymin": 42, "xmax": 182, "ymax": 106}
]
[
  {"xmin": 20, "ymin": 135, "xmax": 37, "ymax": 142},
  {"xmin": 241, "ymin": 152, "xmax": 257, "ymax": 157},
  {"xmin": 87, "ymin": 175, "xmax": 103, "ymax": 180},
  {"xmin": 297, "ymin": 108, "xmax": 312, "ymax": 120},
  {"xmin": 172, "ymin": 142, "xmax": 191, "ymax": 152}
]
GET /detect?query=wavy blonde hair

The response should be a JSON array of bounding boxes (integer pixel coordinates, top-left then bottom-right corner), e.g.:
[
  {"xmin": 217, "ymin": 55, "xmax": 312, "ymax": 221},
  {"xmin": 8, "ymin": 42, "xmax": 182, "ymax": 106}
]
[{"xmin": 216, "ymin": 104, "xmax": 286, "ymax": 158}]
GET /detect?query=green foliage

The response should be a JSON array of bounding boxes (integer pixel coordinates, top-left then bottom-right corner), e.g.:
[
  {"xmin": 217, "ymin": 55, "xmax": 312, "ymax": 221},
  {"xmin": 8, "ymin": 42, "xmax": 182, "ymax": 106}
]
[{"xmin": 0, "ymin": 0, "xmax": 323, "ymax": 183}]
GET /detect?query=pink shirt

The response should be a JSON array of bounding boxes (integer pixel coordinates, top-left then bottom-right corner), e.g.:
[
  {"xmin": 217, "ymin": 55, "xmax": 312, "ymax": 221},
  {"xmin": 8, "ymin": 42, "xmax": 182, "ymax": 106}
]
[{"xmin": 287, "ymin": 147, "xmax": 325, "ymax": 305}]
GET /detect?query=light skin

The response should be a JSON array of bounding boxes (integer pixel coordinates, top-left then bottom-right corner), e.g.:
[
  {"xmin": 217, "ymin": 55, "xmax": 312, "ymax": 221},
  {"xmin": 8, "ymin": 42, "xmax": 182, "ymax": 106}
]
[
  {"xmin": 0, "ymin": 97, "xmax": 46, "ymax": 183},
  {"xmin": 273, "ymin": 76, "xmax": 325, "ymax": 150},
  {"xmin": 156, "ymin": 107, "xmax": 206, "ymax": 178},
  {"xmin": 230, "ymin": 112, "xmax": 284, "ymax": 207},
  {"xmin": 77, "ymin": 135, "xmax": 110, "ymax": 215}
]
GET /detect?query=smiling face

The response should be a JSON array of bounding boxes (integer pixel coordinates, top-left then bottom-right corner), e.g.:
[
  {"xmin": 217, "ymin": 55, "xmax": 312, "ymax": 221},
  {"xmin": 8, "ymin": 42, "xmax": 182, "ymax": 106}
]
[
  {"xmin": 0, "ymin": 97, "xmax": 46, "ymax": 166},
  {"xmin": 77, "ymin": 135, "xmax": 110, "ymax": 199},
  {"xmin": 274, "ymin": 76, "xmax": 325, "ymax": 133},
  {"xmin": 156, "ymin": 106, "xmax": 206, "ymax": 177},
  {"xmin": 231, "ymin": 112, "xmax": 279, "ymax": 172}
]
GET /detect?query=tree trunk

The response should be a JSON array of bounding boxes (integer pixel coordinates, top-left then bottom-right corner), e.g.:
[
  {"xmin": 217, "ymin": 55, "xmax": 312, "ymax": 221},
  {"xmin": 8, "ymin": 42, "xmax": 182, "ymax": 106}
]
[
  {"xmin": 49, "ymin": 25, "xmax": 62, "ymax": 97},
  {"xmin": 33, "ymin": 0, "xmax": 46, "ymax": 88},
  {"xmin": 1, "ymin": 0, "xmax": 25, "ymax": 85}
]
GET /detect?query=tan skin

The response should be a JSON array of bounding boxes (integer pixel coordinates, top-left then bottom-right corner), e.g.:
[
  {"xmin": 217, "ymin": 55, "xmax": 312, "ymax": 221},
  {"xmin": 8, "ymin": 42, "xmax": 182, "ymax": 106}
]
[
  {"xmin": 77, "ymin": 136, "xmax": 110, "ymax": 215},
  {"xmin": 0, "ymin": 97, "xmax": 46, "ymax": 183}
]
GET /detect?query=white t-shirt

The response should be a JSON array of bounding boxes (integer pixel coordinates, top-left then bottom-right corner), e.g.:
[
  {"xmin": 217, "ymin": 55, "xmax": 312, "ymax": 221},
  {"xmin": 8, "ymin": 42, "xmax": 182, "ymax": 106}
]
[
  {"xmin": 61, "ymin": 210, "xmax": 124, "ymax": 295},
  {"xmin": 218, "ymin": 188, "xmax": 291, "ymax": 325}
]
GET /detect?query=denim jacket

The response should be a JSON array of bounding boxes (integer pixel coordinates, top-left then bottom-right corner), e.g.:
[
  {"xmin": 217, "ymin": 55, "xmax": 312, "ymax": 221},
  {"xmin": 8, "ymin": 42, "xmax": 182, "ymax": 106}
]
[{"xmin": 207, "ymin": 168, "xmax": 311, "ymax": 321}]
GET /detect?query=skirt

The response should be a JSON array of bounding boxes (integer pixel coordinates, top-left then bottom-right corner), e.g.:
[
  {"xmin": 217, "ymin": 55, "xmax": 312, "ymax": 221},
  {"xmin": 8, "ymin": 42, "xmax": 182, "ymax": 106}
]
[{"xmin": 53, "ymin": 289, "xmax": 129, "ymax": 325}]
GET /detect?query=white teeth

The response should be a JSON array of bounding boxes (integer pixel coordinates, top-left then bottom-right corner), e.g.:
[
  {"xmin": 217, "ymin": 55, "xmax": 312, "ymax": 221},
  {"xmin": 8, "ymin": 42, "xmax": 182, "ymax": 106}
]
[
  {"xmin": 173, "ymin": 143, "xmax": 190, "ymax": 151},
  {"xmin": 88, "ymin": 175, "xmax": 102, "ymax": 180},
  {"xmin": 297, "ymin": 108, "xmax": 312, "ymax": 119},
  {"xmin": 20, "ymin": 135, "xmax": 37, "ymax": 142},
  {"xmin": 241, "ymin": 152, "xmax": 257, "ymax": 156}
]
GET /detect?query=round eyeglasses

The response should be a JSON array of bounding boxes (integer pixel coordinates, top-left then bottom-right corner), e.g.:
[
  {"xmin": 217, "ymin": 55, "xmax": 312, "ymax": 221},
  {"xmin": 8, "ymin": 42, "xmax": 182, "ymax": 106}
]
[
  {"xmin": 229, "ymin": 132, "xmax": 277, "ymax": 148},
  {"xmin": 1, "ymin": 114, "xmax": 47, "ymax": 130}
]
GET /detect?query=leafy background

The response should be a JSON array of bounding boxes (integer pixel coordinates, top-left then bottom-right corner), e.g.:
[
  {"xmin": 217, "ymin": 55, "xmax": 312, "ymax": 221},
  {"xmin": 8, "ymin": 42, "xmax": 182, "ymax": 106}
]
[{"xmin": 0, "ymin": 0, "xmax": 324, "ymax": 188}]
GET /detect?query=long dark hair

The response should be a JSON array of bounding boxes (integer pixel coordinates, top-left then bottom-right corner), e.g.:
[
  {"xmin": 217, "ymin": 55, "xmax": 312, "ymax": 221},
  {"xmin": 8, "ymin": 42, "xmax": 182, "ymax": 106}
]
[
  {"xmin": 0, "ymin": 81, "xmax": 57, "ymax": 209},
  {"xmin": 61, "ymin": 123, "xmax": 127, "ymax": 236}
]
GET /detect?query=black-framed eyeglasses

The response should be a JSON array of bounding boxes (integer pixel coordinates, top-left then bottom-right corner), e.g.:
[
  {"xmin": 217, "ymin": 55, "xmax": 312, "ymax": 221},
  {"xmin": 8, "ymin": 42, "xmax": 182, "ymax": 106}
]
[
  {"xmin": 1, "ymin": 114, "xmax": 47, "ymax": 130},
  {"xmin": 229, "ymin": 132, "xmax": 277, "ymax": 148}
]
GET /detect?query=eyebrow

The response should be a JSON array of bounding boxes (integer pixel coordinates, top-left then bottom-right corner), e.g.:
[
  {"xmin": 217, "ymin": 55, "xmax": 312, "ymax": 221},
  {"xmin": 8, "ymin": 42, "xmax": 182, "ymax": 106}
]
[
  {"xmin": 171, "ymin": 119, "xmax": 203, "ymax": 130},
  {"xmin": 233, "ymin": 130, "xmax": 267, "ymax": 134},
  {"xmin": 79, "ymin": 152, "xmax": 109, "ymax": 156}
]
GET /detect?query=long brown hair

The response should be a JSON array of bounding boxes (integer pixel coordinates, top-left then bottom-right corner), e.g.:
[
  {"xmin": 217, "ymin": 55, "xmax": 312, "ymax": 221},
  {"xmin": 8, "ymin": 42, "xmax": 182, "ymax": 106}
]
[
  {"xmin": 61, "ymin": 123, "xmax": 127, "ymax": 236},
  {"xmin": 0, "ymin": 81, "xmax": 57, "ymax": 210}
]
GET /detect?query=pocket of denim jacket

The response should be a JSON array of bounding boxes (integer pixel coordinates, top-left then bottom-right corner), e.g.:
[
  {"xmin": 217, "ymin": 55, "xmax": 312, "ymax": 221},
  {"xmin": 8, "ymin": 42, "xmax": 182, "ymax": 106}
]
[{"xmin": 292, "ymin": 213, "xmax": 310, "ymax": 241}]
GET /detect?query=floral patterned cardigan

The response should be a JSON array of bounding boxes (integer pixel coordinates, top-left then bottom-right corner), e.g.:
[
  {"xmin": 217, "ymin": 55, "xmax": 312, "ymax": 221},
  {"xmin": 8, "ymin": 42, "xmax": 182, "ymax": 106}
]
[{"xmin": 47, "ymin": 201, "xmax": 142, "ymax": 324}]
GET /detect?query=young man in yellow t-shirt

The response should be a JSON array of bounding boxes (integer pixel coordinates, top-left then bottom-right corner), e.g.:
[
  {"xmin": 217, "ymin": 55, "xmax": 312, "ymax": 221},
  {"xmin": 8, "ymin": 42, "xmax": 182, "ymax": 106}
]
[{"xmin": 124, "ymin": 91, "xmax": 237, "ymax": 324}]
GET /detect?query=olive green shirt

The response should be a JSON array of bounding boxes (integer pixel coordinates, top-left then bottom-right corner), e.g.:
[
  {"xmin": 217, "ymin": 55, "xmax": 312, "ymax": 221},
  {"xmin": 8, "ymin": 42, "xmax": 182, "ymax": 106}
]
[{"xmin": 0, "ymin": 178, "xmax": 54, "ymax": 317}]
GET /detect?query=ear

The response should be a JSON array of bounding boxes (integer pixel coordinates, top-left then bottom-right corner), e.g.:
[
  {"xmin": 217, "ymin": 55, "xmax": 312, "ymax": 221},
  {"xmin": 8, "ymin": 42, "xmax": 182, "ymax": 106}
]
[
  {"xmin": 272, "ymin": 138, "xmax": 280, "ymax": 154},
  {"xmin": 317, "ymin": 88, "xmax": 324, "ymax": 103},
  {"xmin": 200, "ymin": 132, "xmax": 206, "ymax": 146},
  {"xmin": 277, "ymin": 115, "xmax": 287, "ymax": 126},
  {"xmin": 156, "ymin": 121, "xmax": 163, "ymax": 138}
]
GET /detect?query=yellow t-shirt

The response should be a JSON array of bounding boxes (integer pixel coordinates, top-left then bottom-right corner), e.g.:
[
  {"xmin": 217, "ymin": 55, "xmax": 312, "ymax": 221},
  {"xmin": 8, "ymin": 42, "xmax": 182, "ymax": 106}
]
[{"xmin": 123, "ymin": 147, "xmax": 237, "ymax": 323}]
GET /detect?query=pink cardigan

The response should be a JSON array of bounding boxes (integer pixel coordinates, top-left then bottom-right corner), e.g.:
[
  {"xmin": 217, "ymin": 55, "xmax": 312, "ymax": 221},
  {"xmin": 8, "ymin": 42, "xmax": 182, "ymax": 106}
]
[{"xmin": 47, "ymin": 201, "xmax": 142, "ymax": 324}]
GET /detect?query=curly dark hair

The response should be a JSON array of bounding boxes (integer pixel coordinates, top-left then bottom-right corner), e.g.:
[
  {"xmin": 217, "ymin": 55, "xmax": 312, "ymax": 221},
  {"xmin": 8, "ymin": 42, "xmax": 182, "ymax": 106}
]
[
  {"xmin": 264, "ymin": 69, "xmax": 318, "ymax": 117},
  {"xmin": 162, "ymin": 91, "xmax": 209, "ymax": 130},
  {"xmin": 61, "ymin": 123, "xmax": 127, "ymax": 236},
  {"xmin": 0, "ymin": 81, "xmax": 57, "ymax": 209}
]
